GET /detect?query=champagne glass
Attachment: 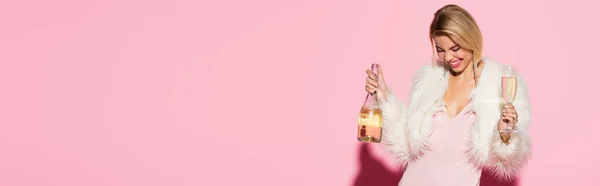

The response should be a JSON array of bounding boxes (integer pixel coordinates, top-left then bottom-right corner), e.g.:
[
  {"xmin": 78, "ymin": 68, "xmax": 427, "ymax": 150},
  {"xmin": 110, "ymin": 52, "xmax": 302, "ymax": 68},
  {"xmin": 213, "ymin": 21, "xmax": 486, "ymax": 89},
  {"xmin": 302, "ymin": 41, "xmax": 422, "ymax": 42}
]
[{"xmin": 501, "ymin": 64, "xmax": 518, "ymax": 133}]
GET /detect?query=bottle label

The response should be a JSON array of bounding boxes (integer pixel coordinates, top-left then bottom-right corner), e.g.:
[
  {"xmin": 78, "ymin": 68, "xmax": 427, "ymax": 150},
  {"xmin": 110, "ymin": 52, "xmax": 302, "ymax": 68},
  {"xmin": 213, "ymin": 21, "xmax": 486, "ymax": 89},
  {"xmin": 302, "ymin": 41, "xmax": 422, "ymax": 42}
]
[{"xmin": 358, "ymin": 108, "xmax": 383, "ymax": 127}]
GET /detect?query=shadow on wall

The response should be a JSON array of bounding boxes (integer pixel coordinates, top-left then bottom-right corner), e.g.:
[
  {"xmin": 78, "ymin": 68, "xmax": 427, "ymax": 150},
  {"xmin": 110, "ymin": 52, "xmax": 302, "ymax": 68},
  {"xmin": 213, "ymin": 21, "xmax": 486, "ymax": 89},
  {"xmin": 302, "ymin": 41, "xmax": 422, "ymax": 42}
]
[
  {"xmin": 479, "ymin": 169, "xmax": 520, "ymax": 186},
  {"xmin": 352, "ymin": 143, "xmax": 520, "ymax": 186},
  {"xmin": 352, "ymin": 143, "xmax": 403, "ymax": 186}
]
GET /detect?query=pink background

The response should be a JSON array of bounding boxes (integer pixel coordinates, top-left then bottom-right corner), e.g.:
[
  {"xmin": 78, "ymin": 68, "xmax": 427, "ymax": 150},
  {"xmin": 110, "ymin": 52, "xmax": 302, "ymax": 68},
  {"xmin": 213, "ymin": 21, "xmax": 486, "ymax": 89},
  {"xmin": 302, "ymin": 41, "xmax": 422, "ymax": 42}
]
[{"xmin": 1, "ymin": 0, "xmax": 599, "ymax": 185}]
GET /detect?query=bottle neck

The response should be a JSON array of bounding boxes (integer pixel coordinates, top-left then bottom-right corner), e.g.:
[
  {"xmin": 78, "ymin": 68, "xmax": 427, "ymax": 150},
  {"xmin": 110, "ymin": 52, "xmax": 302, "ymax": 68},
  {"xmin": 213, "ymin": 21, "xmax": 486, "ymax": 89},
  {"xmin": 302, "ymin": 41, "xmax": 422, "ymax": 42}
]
[
  {"xmin": 371, "ymin": 64, "xmax": 379, "ymax": 76},
  {"xmin": 364, "ymin": 63, "xmax": 381, "ymax": 108},
  {"xmin": 370, "ymin": 63, "xmax": 380, "ymax": 101}
]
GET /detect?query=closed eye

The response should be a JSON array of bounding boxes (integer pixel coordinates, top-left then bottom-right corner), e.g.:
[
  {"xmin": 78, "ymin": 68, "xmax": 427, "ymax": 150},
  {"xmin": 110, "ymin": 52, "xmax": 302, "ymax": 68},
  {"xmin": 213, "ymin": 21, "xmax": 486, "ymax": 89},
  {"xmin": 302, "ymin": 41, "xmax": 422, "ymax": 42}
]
[
  {"xmin": 436, "ymin": 47, "xmax": 444, "ymax": 53},
  {"xmin": 451, "ymin": 46, "xmax": 461, "ymax": 52},
  {"xmin": 436, "ymin": 45, "xmax": 461, "ymax": 52}
]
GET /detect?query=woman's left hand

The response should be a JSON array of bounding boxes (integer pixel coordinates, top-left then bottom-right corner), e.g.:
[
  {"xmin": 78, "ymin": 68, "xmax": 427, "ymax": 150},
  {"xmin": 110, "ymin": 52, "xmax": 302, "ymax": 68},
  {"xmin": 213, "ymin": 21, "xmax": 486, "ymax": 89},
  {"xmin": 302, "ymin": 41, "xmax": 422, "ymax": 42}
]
[{"xmin": 498, "ymin": 104, "xmax": 518, "ymax": 143}]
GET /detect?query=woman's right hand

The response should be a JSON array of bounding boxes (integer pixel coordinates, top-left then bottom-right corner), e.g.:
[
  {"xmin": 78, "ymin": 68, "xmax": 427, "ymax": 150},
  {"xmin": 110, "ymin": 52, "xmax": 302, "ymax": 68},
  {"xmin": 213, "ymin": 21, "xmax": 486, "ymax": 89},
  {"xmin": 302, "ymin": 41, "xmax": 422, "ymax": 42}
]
[{"xmin": 365, "ymin": 66, "xmax": 389, "ymax": 100}]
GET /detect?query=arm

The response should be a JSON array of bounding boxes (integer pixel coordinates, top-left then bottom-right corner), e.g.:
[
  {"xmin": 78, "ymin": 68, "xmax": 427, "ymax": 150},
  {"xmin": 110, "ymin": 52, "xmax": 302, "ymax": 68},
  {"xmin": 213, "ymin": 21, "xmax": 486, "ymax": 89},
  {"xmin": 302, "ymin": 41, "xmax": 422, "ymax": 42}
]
[
  {"xmin": 378, "ymin": 65, "xmax": 432, "ymax": 167},
  {"xmin": 379, "ymin": 89, "xmax": 411, "ymax": 167},
  {"xmin": 488, "ymin": 73, "xmax": 533, "ymax": 181}
]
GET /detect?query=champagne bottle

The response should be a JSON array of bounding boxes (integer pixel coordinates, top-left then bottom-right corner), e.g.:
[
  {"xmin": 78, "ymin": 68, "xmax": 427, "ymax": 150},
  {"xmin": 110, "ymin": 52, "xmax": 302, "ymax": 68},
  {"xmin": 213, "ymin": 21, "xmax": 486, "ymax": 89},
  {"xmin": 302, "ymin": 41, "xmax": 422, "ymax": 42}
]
[{"xmin": 357, "ymin": 63, "xmax": 383, "ymax": 143}]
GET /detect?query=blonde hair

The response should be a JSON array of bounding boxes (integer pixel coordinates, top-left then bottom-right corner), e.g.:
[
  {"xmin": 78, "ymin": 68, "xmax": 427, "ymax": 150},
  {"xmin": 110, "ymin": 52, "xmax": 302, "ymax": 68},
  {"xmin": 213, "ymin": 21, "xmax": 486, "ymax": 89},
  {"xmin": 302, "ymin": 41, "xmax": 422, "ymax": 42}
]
[{"xmin": 429, "ymin": 4, "xmax": 483, "ymax": 71}]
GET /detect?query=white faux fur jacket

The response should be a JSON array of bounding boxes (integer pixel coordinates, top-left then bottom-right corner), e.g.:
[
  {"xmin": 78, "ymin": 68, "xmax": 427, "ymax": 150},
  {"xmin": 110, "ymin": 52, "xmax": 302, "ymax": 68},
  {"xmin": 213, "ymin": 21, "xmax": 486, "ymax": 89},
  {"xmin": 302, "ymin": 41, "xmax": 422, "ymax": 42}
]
[{"xmin": 379, "ymin": 58, "xmax": 532, "ymax": 181}]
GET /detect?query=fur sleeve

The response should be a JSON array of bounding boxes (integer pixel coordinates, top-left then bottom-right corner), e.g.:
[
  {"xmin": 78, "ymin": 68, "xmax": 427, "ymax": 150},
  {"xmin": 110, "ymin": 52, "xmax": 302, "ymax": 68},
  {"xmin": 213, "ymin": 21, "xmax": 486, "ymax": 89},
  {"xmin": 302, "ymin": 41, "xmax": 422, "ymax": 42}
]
[
  {"xmin": 379, "ymin": 89, "xmax": 411, "ymax": 167},
  {"xmin": 487, "ymin": 73, "xmax": 532, "ymax": 181},
  {"xmin": 380, "ymin": 64, "xmax": 435, "ymax": 167}
]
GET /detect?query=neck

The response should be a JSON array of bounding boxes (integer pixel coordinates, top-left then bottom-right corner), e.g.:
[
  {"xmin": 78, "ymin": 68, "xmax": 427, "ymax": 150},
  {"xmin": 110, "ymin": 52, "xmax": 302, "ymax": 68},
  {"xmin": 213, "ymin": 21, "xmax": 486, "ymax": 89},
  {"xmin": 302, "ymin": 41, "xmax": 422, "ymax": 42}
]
[{"xmin": 449, "ymin": 61, "xmax": 477, "ymax": 82}]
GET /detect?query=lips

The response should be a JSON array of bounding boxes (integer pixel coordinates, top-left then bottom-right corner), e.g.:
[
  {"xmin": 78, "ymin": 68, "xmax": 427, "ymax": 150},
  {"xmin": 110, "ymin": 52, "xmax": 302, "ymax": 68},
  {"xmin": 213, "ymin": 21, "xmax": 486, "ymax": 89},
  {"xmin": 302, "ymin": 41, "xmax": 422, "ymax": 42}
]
[{"xmin": 449, "ymin": 59, "xmax": 462, "ymax": 68}]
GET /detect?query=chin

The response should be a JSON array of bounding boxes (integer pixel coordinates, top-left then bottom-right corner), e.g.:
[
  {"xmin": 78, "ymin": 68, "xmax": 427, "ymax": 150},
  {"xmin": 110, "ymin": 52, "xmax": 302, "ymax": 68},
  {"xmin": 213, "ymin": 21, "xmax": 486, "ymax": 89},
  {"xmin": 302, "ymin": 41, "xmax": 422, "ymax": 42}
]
[{"xmin": 451, "ymin": 65, "xmax": 468, "ymax": 73}]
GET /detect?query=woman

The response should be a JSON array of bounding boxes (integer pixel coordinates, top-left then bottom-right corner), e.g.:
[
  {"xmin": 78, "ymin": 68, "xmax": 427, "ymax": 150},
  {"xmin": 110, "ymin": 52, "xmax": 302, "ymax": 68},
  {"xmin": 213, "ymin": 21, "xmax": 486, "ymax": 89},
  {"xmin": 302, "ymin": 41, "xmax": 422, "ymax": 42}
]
[{"xmin": 364, "ymin": 4, "xmax": 532, "ymax": 186}]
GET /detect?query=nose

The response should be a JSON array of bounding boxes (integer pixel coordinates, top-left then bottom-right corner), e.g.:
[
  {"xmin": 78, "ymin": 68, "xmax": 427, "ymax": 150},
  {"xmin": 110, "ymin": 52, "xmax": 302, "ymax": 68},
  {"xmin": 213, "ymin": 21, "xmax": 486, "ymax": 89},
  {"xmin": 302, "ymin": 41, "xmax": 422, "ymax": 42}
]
[{"xmin": 444, "ymin": 52, "xmax": 455, "ymax": 62}]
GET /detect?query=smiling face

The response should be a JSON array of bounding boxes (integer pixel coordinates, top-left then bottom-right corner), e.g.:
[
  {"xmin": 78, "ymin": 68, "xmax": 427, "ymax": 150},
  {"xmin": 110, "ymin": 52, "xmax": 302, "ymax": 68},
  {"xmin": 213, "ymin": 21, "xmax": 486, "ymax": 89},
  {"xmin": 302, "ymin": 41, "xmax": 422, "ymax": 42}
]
[
  {"xmin": 429, "ymin": 4, "xmax": 483, "ymax": 75},
  {"xmin": 433, "ymin": 35, "xmax": 473, "ymax": 74}
]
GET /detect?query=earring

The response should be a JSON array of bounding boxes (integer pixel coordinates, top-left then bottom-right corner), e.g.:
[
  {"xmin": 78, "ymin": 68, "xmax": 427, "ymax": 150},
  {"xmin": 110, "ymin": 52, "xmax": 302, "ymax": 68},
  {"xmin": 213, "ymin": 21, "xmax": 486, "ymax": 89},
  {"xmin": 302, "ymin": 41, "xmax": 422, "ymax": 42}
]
[{"xmin": 473, "ymin": 59, "xmax": 478, "ymax": 84}]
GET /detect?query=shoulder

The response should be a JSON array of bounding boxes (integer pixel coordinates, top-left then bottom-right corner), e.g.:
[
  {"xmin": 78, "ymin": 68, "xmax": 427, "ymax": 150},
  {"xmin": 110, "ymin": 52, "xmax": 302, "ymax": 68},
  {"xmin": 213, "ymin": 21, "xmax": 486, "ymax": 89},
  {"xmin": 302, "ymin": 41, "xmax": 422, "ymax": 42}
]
[
  {"xmin": 477, "ymin": 57, "xmax": 531, "ymax": 105},
  {"xmin": 411, "ymin": 61, "xmax": 446, "ymax": 85},
  {"xmin": 480, "ymin": 57, "xmax": 504, "ymax": 78},
  {"xmin": 406, "ymin": 61, "xmax": 446, "ymax": 101},
  {"xmin": 480, "ymin": 57, "xmax": 529, "ymax": 83}
]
